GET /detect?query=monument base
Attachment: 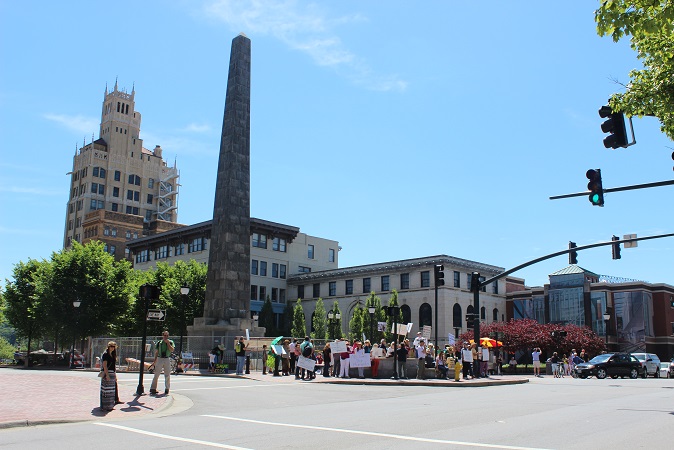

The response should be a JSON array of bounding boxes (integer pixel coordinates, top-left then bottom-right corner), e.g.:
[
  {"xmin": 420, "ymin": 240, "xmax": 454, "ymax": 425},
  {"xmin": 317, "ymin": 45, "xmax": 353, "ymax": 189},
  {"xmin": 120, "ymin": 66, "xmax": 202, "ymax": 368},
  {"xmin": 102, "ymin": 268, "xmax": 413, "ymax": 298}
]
[{"xmin": 187, "ymin": 317, "xmax": 266, "ymax": 351}]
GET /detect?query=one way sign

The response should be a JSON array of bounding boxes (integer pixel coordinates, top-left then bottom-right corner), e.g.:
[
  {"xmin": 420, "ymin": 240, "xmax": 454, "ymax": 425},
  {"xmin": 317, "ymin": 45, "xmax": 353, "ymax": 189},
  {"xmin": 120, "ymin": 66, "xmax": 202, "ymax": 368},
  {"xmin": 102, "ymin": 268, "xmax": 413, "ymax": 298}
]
[{"xmin": 147, "ymin": 309, "xmax": 166, "ymax": 321}]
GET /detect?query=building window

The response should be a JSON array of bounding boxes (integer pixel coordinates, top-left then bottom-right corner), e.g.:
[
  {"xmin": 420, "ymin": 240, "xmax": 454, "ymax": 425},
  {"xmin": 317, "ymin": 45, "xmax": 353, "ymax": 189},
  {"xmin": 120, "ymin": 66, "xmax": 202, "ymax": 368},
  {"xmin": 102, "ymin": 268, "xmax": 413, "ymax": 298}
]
[
  {"xmin": 363, "ymin": 277, "xmax": 371, "ymax": 293},
  {"xmin": 312, "ymin": 283, "xmax": 320, "ymax": 298},
  {"xmin": 329, "ymin": 248, "xmax": 335, "ymax": 262},
  {"xmin": 453, "ymin": 271, "xmax": 460, "ymax": 288},
  {"xmin": 148, "ymin": 178, "xmax": 154, "ymax": 189},
  {"xmin": 251, "ymin": 259, "xmax": 258, "ymax": 275},
  {"xmin": 260, "ymin": 261, "xmax": 267, "ymax": 277},
  {"xmin": 345, "ymin": 279, "xmax": 353, "ymax": 295},
  {"xmin": 125, "ymin": 206, "xmax": 139, "ymax": 215},
  {"xmin": 271, "ymin": 288, "xmax": 278, "ymax": 302},
  {"xmin": 103, "ymin": 226, "xmax": 110, "ymax": 236},
  {"xmin": 155, "ymin": 245, "xmax": 168, "ymax": 259},
  {"xmin": 308, "ymin": 244, "xmax": 314, "ymax": 259},
  {"xmin": 298, "ymin": 285, "xmax": 304, "ymax": 299},
  {"xmin": 298, "ymin": 266, "xmax": 311, "ymax": 273},
  {"xmin": 467, "ymin": 273, "xmax": 472, "ymax": 292},
  {"xmin": 90, "ymin": 199, "xmax": 104, "ymax": 210},
  {"xmin": 110, "ymin": 228, "xmax": 117, "ymax": 237},
  {"xmin": 453, "ymin": 303, "xmax": 462, "ymax": 328},
  {"xmin": 114, "ymin": 170, "xmax": 121, "ymax": 181},
  {"xmin": 481, "ymin": 306, "xmax": 486, "ymax": 320},
  {"xmin": 329, "ymin": 282, "xmax": 336, "ymax": 296},
  {"xmin": 259, "ymin": 286, "xmax": 266, "ymax": 300},
  {"xmin": 188, "ymin": 237, "xmax": 205, "ymax": 252},
  {"xmin": 492, "ymin": 282, "xmax": 499, "ymax": 294},
  {"xmin": 252, "ymin": 233, "xmax": 267, "ymax": 249},
  {"xmin": 493, "ymin": 308, "xmax": 499, "ymax": 321},
  {"xmin": 280, "ymin": 289, "xmax": 286, "ymax": 303},
  {"xmin": 280, "ymin": 264, "xmax": 286, "ymax": 279},
  {"xmin": 145, "ymin": 210, "xmax": 153, "ymax": 221},
  {"xmin": 381, "ymin": 275, "xmax": 390, "ymax": 292},
  {"xmin": 91, "ymin": 183, "xmax": 104, "ymax": 195},
  {"xmin": 113, "ymin": 187, "xmax": 119, "ymax": 197},
  {"xmin": 147, "ymin": 194, "xmax": 153, "ymax": 204},
  {"xmin": 111, "ymin": 203, "xmax": 118, "ymax": 212},
  {"xmin": 175, "ymin": 243, "xmax": 184, "ymax": 255},
  {"xmin": 421, "ymin": 271, "xmax": 430, "ymax": 288},
  {"xmin": 135, "ymin": 249, "xmax": 150, "ymax": 263},
  {"xmin": 400, "ymin": 273, "xmax": 410, "ymax": 290},
  {"xmin": 419, "ymin": 303, "xmax": 432, "ymax": 327},
  {"xmin": 272, "ymin": 263, "xmax": 279, "ymax": 278},
  {"xmin": 128, "ymin": 174, "xmax": 141, "ymax": 186},
  {"xmin": 479, "ymin": 276, "xmax": 486, "ymax": 292},
  {"xmin": 272, "ymin": 237, "xmax": 286, "ymax": 252},
  {"xmin": 250, "ymin": 285, "xmax": 258, "ymax": 300}
]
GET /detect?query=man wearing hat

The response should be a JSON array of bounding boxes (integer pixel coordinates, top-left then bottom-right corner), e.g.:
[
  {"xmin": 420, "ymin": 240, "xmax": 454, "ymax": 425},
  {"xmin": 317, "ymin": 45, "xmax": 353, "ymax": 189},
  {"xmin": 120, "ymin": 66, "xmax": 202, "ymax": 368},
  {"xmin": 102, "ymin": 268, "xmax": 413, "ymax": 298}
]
[{"xmin": 150, "ymin": 330, "xmax": 174, "ymax": 395}]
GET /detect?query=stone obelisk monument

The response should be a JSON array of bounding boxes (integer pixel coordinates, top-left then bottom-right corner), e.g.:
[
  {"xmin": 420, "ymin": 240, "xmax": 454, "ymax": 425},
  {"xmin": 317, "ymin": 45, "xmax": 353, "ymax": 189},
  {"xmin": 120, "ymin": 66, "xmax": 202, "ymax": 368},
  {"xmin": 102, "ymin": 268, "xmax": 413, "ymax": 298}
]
[{"xmin": 190, "ymin": 33, "xmax": 263, "ymax": 342}]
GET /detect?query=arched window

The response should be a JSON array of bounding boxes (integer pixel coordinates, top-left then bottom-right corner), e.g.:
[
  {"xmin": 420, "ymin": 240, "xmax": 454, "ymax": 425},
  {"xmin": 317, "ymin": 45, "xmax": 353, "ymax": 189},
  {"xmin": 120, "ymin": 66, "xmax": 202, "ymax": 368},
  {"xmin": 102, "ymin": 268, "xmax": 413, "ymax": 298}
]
[
  {"xmin": 401, "ymin": 304, "xmax": 411, "ymax": 324},
  {"xmin": 453, "ymin": 303, "xmax": 462, "ymax": 328},
  {"xmin": 493, "ymin": 308, "xmax": 499, "ymax": 321},
  {"xmin": 467, "ymin": 304, "xmax": 474, "ymax": 316},
  {"xmin": 481, "ymin": 306, "xmax": 486, "ymax": 320},
  {"xmin": 419, "ymin": 303, "xmax": 432, "ymax": 328}
]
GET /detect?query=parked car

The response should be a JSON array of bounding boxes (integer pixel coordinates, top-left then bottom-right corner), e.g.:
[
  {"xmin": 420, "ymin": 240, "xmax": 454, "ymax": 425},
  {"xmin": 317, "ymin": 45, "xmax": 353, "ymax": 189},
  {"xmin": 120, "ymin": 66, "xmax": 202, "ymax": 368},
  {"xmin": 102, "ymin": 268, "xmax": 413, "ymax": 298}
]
[
  {"xmin": 631, "ymin": 352, "xmax": 661, "ymax": 378},
  {"xmin": 574, "ymin": 353, "xmax": 644, "ymax": 379},
  {"xmin": 659, "ymin": 362, "xmax": 671, "ymax": 378}
]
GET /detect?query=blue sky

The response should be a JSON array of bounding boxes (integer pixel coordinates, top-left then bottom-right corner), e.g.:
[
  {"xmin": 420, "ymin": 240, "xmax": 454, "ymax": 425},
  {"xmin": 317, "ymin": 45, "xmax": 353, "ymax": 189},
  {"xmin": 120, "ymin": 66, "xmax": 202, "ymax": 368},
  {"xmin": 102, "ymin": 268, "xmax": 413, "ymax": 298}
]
[{"xmin": 1, "ymin": 1, "xmax": 673, "ymax": 289}]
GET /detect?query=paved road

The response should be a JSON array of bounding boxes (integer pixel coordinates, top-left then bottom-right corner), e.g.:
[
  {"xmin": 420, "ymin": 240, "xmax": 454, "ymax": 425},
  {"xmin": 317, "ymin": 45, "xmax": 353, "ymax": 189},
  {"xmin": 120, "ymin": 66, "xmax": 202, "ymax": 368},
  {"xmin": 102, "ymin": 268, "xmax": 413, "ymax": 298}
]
[{"xmin": 1, "ymin": 369, "xmax": 672, "ymax": 449}]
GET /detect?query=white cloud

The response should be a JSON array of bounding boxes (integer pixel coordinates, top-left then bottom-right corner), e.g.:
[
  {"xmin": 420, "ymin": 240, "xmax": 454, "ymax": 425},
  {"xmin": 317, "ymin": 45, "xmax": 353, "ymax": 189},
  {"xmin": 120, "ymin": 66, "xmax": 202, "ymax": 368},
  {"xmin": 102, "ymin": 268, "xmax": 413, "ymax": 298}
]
[
  {"xmin": 43, "ymin": 113, "xmax": 99, "ymax": 135},
  {"xmin": 180, "ymin": 123, "xmax": 212, "ymax": 133},
  {"xmin": 0, "ymin": 186, "xmax": 62, "ymax": 196},
  {"xmin": 202, "ymin": 0, "xmax": 406, "ymax": 92}
]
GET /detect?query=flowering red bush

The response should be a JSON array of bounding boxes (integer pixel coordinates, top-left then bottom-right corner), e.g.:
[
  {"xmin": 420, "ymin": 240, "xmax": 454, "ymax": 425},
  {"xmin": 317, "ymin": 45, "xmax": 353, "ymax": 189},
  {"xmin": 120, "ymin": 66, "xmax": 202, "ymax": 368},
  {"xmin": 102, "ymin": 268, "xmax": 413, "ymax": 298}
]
[{"xmin": 458, "ymin": 319, "xmax": 605, "ymax": 358}]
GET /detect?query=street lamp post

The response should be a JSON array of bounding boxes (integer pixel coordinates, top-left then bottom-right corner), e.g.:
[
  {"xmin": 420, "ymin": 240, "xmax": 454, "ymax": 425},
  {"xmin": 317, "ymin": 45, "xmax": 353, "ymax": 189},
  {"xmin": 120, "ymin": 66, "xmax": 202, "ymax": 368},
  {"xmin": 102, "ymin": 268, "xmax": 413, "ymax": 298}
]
[
  {"xmin": 71, "ymin": 298, "xmax": 81, "ymax": 369},
  {"xmin": 368, "ymin": 306, "xmax": 375, "ymax": 342},
  {"xmin": 603, "ymin": 309, "xmax": 611, "ymax": 348},
  {"xmin": 388, "ymin": 305, "xmax": 400, "ymax": 380},
  {"xmin": 179, "ymin": 285, "xmax": 189, "ymax": 357},
  {"xmin": 328, "ymin": 310, "xmax": 341, "ymax": 340}
]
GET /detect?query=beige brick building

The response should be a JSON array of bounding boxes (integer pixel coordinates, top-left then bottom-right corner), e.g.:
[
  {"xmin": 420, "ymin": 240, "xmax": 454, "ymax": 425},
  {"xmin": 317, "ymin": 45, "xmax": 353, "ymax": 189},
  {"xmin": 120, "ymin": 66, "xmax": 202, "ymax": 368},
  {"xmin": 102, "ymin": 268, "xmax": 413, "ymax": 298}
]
[{"xmin": 63, "ymin": 82, "xmax": 181, "ymax": 260}]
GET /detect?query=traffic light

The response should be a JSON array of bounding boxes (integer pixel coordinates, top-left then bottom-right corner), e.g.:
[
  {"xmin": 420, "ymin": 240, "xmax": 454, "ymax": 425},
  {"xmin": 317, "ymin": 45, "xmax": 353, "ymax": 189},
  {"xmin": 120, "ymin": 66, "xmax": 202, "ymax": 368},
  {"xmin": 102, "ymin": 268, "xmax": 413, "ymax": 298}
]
[
  {"xmin": 586, "ymin": 169, "xmax": 604, "ymax": 206},
  {"xmin": 470, "ymin": 272, "xmax": 480, "ymax": 293},
  {"xmin": 611, "ymin": 235, "xmax": 621, "ymax": 260},
  {"xmin": 599, "ymin": 105, "xmax": 628, "ymax": 149},
  {"xmin": 671, "ymin": 151, "xmax": 673, "ymax": 171},
  {"xmin": 434, "ymin": 264, "xmax": 445, "ymax": 286},
  {"xmin": 465, "ymin": 313, "xmax": 476, "ymax": 328},
  {"xmin": 568, "ymin": 241, "xmax": 578, "ymax": 265}
]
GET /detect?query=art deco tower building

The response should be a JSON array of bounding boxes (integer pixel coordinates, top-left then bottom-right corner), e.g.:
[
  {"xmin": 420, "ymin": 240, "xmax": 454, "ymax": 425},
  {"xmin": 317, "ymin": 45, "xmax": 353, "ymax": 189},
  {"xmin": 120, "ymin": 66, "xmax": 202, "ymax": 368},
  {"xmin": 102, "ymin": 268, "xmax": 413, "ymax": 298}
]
[{"xmin": 63, "ymin": 81, "xmax": 182, "ymax": 260}]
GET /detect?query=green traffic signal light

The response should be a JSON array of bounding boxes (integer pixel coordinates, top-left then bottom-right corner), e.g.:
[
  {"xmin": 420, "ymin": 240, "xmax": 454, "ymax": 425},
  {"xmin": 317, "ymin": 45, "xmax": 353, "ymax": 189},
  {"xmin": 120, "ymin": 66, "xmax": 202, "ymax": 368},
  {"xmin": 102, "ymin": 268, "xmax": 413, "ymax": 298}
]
[{"xmin": 586, "ymin": 169, "xmax": 604, "ymax": 207}]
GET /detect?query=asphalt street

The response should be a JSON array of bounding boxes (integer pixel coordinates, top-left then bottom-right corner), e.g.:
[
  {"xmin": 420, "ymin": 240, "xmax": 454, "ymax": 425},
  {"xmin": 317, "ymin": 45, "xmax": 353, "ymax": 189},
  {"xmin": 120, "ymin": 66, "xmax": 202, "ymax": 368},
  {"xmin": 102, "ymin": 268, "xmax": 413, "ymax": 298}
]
[{"xmin": 0, "ymin": 371, "xmax": 672, "ymax": 449}]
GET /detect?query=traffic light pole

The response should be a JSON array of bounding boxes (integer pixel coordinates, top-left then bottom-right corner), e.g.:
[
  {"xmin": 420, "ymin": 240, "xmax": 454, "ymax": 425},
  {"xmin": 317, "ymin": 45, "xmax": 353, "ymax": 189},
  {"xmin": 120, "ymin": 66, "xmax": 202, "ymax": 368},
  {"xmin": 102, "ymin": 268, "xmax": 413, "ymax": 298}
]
[{"xmin": 550, "ymin": 179, "xmax": 674, "ymax": 201}]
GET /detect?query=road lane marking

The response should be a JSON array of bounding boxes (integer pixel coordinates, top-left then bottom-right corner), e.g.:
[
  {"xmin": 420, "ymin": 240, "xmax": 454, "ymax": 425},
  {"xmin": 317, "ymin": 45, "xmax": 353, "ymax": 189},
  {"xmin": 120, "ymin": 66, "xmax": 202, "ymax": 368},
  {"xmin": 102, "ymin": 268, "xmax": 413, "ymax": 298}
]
[
  {"xmin": 93, "ymin": 422, "xmax": 252, "ymax": 449},
  {"xmin": 174, "ymin": 383, "xmax": 294, "ymax": 392},
  {"xmin": 202, "ymin": 415, "xmax": 552, "ymax": 450}
]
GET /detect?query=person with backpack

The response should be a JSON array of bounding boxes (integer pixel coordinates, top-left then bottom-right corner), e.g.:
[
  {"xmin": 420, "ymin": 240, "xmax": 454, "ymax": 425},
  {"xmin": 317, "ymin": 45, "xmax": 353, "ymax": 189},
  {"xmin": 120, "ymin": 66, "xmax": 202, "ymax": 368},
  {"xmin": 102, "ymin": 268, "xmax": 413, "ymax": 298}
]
[
  {"xmin": 150, "ymin": 331, "xmax": 174, "ymax": 395},
  {"xmin": 299, "ymin": 336, "xmax": 313, "ymax": 380}
]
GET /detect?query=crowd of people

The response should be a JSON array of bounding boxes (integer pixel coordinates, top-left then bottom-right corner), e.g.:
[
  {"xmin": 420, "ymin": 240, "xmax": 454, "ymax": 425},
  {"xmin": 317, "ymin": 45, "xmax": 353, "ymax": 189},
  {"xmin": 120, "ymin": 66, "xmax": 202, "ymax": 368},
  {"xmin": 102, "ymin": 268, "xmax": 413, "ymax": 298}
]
[{"xmin": 257, "ymin": 333, "xmax": 513, "ymax": 381}]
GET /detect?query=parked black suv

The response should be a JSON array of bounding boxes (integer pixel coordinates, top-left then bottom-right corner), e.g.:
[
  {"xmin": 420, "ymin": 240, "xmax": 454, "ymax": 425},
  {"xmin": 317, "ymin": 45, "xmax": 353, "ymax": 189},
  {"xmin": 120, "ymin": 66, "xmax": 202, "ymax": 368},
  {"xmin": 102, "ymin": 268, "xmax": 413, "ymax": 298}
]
[{"xmin": 574, "ymin": 352, "xmax": 644, "ymax": 379}]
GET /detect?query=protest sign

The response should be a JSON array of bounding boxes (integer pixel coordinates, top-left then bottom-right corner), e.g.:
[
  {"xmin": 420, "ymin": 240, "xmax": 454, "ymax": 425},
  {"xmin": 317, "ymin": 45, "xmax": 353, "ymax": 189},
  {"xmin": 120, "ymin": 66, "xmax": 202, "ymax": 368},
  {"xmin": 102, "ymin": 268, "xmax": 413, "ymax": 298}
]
[
  {"xmin": 350, "ymin": 350, "xmax": 371, "ymax": 368},
  {"xmin": 330, "ymin": 340, "xmax": 348, "ymax": 353},
  {"xmin": 297, "ymin": 355, "xmax": 316, "ymax": 372}
]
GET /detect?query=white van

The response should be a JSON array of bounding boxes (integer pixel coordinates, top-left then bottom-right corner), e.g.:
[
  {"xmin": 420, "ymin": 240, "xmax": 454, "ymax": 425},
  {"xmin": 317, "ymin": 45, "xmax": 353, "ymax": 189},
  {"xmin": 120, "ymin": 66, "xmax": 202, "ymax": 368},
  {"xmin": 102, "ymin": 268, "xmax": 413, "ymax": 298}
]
[{"xmin": 631, "ymin": 353, "xmax": 661, "ymax": 378}]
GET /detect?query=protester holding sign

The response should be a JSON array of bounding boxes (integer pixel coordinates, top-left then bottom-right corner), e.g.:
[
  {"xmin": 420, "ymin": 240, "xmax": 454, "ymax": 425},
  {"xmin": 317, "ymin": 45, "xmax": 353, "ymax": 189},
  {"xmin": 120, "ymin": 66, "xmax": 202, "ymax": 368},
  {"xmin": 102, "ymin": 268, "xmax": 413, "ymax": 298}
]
[{"xmin": 339, "ymin": 339, "xmax": 351, "ymax": 378}]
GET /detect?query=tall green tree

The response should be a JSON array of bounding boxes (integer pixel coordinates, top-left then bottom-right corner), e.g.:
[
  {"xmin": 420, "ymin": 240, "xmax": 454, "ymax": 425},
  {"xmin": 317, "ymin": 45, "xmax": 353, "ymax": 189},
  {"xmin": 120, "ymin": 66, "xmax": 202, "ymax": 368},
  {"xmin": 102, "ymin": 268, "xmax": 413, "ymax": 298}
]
[
  {"xmin": 259, "ymin": 296, "xmax": 275, "ymax": 337},
  {"xmin": 45, "ymin": 241, "xmax": 134, "ymax": 346},
  {"xmin": 4, "ymin": 259, "xmax": 49, "ymax": 364},
  {"xmin": 595, "ymin": 1, "xmax": 674, "ymax": 140},
  {"xmin": 348, "ymin": 306, "xmax": 365, "ymax": 342},
  {"xmin": 280, "ymin": 302, "xmax": 294, "ymax": 337},
  {"xmin": 311, "ymin": 298, "xmax": 327, "ymax": 340},
  {"xmin": 291, "ymin": 299, "xmax": 306, "ymax": 338},
  {"xmin": 385, "ymin": 289, "xmax": 403, "ymax": 343}
]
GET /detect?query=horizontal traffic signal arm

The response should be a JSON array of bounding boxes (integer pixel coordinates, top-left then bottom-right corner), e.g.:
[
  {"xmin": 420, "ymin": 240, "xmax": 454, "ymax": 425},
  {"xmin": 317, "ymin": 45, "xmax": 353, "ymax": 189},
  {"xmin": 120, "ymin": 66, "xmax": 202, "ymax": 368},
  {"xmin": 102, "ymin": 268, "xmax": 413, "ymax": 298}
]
[
  {"xmin": 550, "ymin": 179, "xmax": 674, "ymax": 201},
  {"xmin": 475, "ymin": 233, "xmax": 674, "ymax": 290}
]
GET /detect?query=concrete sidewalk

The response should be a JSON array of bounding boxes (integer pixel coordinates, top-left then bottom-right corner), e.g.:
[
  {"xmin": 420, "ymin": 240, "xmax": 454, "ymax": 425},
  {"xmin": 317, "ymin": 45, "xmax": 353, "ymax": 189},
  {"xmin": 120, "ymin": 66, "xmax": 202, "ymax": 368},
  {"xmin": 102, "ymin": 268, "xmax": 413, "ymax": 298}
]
[{"xmin": 0, "ymin": 368, "xmax": 172, "ymax": 429}]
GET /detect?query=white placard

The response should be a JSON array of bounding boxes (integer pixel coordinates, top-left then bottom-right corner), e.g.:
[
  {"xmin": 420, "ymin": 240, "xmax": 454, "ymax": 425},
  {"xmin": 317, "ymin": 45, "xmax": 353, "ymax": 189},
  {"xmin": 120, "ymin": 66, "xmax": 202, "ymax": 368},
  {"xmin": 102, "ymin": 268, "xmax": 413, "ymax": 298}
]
[
  {"xmin": 350, "ymin": 350, "xmax": 371, "ymax": 368},
  {"xmin": 377, "ymin": 321, "xmax": 387, "ymax": 332},
  {"xmin": 297, "ymin": 355, "xmax": 316, "ymax": 371},
  {"xmin": 422, "ymin": 325, "xmax": 432, "ymax": 341},
  {"xmin": 330, "ymin": 341, "xmax": 348, "ymax": 353},
  {"xmin": 406, "ymin": 323, "xmax": 414, "ymax": 334},
  {"xmin": 271, "ymin": 345, "xmax": 286, "ymax": 356},
  {"xmin": 448, "ymin": 334, "xmax": 455, "ymax": 346},
  {"xmin": 245, "ymin": 329, "xmax": 250, "ymax": 341}
]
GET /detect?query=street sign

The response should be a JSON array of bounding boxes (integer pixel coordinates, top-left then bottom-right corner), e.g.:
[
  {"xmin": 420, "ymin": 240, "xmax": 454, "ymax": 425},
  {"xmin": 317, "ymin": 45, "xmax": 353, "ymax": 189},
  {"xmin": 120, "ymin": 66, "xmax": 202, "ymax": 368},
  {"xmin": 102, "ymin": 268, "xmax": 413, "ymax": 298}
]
[
  {"xmin": 147, "ymin": 309, "xmax": 166, "ymax": 321},
  {"xmin": 623, "ymin": 234, "xmax": 638, "ymax": 248}
]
